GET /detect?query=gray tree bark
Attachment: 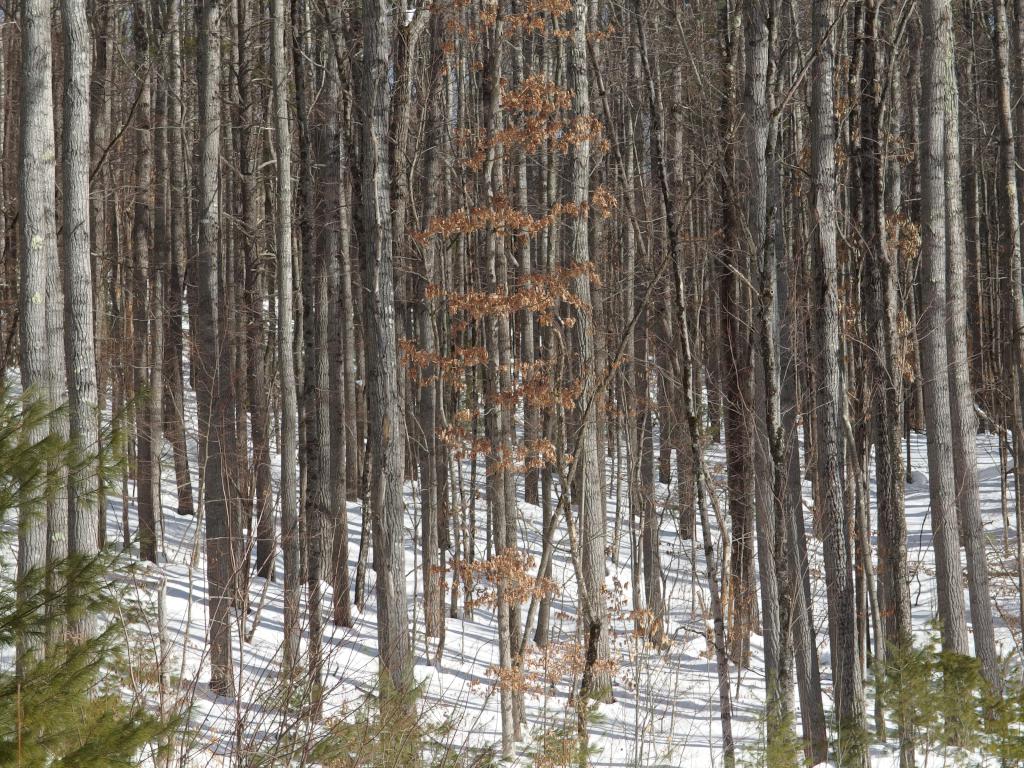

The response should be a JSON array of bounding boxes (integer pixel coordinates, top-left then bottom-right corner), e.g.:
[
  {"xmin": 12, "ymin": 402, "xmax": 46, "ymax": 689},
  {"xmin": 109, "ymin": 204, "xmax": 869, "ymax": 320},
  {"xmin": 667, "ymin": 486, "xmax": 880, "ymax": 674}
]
[
  {"xmin": 568, "ymin": 0, "xmax": 612, "ymax": 704},
  {"xmin": 196, "ymin": 0, "xmax": 237, "ymax": 697},
  {"xmin": 164, "ymin": 0, "xmax": 196, "ymax": 521},
  {"xmin": 918, "ymin": 0, "xmax": 970, "ymax": 656},
  {"xmin": 991, "ymin": 0, "xmax": 1024, "ymax": 669},
  {"xmin": 17, "ymin": 0, "xmax": 58, "ymax": 674},
  {"xmin": 62, "ymin": 0, "xmax": 101, "ymax": 642},
  {"xmin": 359, "ymin": 0, "xmax": 413, "ymax": 695},
  {"xmin": 810, "ymin": 0, "xmax": 867, "ymax": 759},
  {"xmin": 132, "ymin": 37, "xmax": 158, "ymax": 564},
  {"xmin": 942, "ymin": 40, "xmax": 999, "ymax": 684},
  {"xmin": 271, "ymin": 0, "xmax": 301, "ymax": 675}
]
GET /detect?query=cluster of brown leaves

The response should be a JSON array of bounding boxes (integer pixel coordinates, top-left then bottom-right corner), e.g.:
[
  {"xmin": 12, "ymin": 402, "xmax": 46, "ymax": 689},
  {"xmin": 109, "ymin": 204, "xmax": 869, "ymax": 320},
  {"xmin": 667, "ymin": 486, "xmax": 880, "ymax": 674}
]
[
  {"xmin": 437, "ymin": 423, "xmax": 492, "ymax": 461},
  {"xmin": 474, "ymin": 640, "xmax": 586, "ymax": 703},
  {"xmin": 438, "ymin": 421, "xmax": 569, "ymax": 471},
  {"xmin": 451, "ymin": 77, "xmax": 608, "ymax": 169},
  {"xmin": 443, "ymin": 16, "xmax": 483, "ymax": 44},
  {"xmin": 423, "ymin": 263, "xmax": 597, "ymax": 330},
  {"xmin": 456, "ymin": 549, "xmax": 559, "ymax": 611},
  {"xmin": 555, "ymin": 115, "xmax": 608, "ymax": 153},
  {"xmin": 415, "ymin": 200, "xmax": 547, "ymax": 242},
  {"xmin": 492, "ymin": 367, "xmax": 582, "ymax": 411},
  {"xmin": 889, "ymin": 213, "xmax": 920, "ymax": 264},
  {"xmin": 501, "ymin": 74, "xmax": 572, "ymax": 115},
  {"xmin": 399, "ymin": 340, "xmax": 488, "ymax": 390},
  {"xmin": 586, "ymin": 24, "xmax": 616, "ymax": 43},
  {"xmin": 504, "ymin": 0, "xmax": 572, "ymax": 33}
]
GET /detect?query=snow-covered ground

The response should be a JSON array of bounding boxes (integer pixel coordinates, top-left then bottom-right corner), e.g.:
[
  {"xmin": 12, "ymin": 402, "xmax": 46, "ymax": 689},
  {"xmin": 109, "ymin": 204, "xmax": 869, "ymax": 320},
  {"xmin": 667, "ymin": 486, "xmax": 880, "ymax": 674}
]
[{"xmin": 93, "ymin": 395, "xmax": 1020, "ymax": 768}]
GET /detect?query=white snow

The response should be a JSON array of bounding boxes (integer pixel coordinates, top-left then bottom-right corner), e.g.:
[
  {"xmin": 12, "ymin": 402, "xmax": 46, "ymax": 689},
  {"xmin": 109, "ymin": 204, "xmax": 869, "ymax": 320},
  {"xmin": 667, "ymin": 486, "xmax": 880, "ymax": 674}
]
[{"xmin": 6, "ymin": 368, "xmax": 1023, "ymax": 766}]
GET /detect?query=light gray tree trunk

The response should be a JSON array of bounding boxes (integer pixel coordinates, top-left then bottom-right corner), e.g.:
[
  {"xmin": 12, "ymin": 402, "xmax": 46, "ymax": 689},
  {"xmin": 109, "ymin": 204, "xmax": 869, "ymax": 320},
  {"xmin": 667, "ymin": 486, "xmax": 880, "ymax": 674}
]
[
  {"xmin": 860, "ymin": 0, "xmax": 912, "ymax": 664},
  {"xmin": 62, "ymin": 0, "xmax": 101, "ymax": 642},
  {"xmin": 567, "ymin": 0, "xmax": 612, "ymax": 704},
  {"xmin": 271, "ymin": 0, "xmax": 301, "ymax": 675},
  {"xmin": 359, "ymin": 0, "xmax": 413, "ymax": 695},
  {"xmin": 991, "ymin": 0, "xmax": 1024, "ymax": 662},
  {"xmin": 417, "ymin": 14, "xmax": 446, "ymax": 644},
  {"xmin": 17, "ymin": 0, "xmax": 58, "ymax": 675},
  {"xmin": 810, "ymin": 0, "xmax": 867, "ymax": 760},
  {"xmin": 46, "ymin": 20, "xmax": 71, "ymax": 632},
  {"xmin": 89, "ymin": 1, "xmax": 112, "ymax": 547},
  {"xmin": 742, "ymin": 0, "xmax": 788, "ymax": 740},
  {"xmin": 918, "ymin": 0, "xmax": 970, "ymax": 656},
  {"xmin": 859, "ymin": 3, "xmax": 914, "ymax": 760},
  {"xmin": 942, "ymin": 42, "xmax": 999, "ymax": 685}
]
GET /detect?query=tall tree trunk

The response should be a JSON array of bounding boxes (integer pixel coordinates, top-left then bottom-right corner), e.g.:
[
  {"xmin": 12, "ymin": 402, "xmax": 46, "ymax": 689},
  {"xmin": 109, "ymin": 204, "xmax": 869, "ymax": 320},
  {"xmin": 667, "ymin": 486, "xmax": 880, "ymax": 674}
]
[
  {"xmin": 271, "ymin": 0, "xmax": 301, "ymax": 674},
  {"xmin": 568, "ymin": 0, "xmax": 612, "ymax": 704},
  {"xmin": 810, "ymin": 0, "xmax": 867, "ymax": 759},
  {"xmin": 324, "ymin": 53, "xmax": 353, "ymax": 629},
  {"xmin": 718, "ymin": 0, "xmax": 756, "ymax": 665},
  {"xmin": 62, "ymin": 0, "xmax": 101, "ymax": 641},
  {"xmin": 197, "ymin": 0, "xmax": 237, "ymax": 697},
  {"xmin": 164, "ymin": 0, "xmax": 195, "ymax": 521},
  {"xmin": 742, "ymin": 0, "xmax": 787, "ymax": 737},
  {"xmin": 780, "ymin": 199, "xmax": 829, "ymax": 764},
  {"xmin": 359, "ymin": 0, "xmax": 413, "ymax": 695},
  {"xmin": 417, "ymin": 14, "xmax": 447, "ymax": 644},
  {"xmin": 17, "ymin": 0, "xmax": 58, "ymax": 674},
  {"xmin": 293, "ymin": 11, "xmax": 328, "ymax": 715},
  {"xmin": 942, "ymin": 38, "xmax": 999, "ymax": 684},
  {"xmin": 133, "ymin": 31, "xmax": 158, "ymax": 564},
  {"xmin": 992, "ymin": 0, "xmax": 1024, "ymax": 668},
  {"xmin": 919, "ymin": 0, "xmax": 970, "ymax": 656},
  {"xmin": 860, "ymin": 1, "xmax": 914, "ymax": 760},
  {"xmin": 860, "ymin": 0, "xmax": 913, "ymax": 659}
]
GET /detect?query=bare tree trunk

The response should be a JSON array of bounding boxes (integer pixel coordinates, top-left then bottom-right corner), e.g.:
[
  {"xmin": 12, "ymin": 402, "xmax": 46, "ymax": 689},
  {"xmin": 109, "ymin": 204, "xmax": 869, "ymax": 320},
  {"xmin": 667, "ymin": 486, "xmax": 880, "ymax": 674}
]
[
  {"xmin": 133, "ymin": 36, "xmax": 158, "ymax": 564},
  {"xmin": 742, "ymin": 0, "xmax": 788, "ymax": 739},
  {"xmin": 811, "ymin": 0, "xmax": 867, "ymax": 759},
  {"xmin": 636, "ymin": 314, "xmax": 664, "ymax": 642},
  {"xmin": 293, "ymin": 13, "xmax": 328, "ymax": 715},
  {"xmin": 164, "ymin": 0, "xmax": 195, "ymax": 521},
  {"xmin": 325, "ymin": 53, "xmax": 353, "ymax": 629},
  {"xmin": 17, "ymin": 0, "xmax": 58, "ymax": 673},
  {"xmin": 861, "ymin": 0, "xmax": 912, "ymax": 660},
  {"xmin": 359, "ymin": 0, "xmax": 413, "ymax": 695},
  {"xmin": 780, "ymin": 202, "xmax": 829, "ymax": 764},
  {"xmin": 717, "ymin": 0, "xmax": 756, "ymax": 665},
  {"xmin": 567, "ymin": 0, "xmax": 612, "ymax": 705},
  {"xmin": 860, "ymin": 2, "xmax": 914, "ymax": 760},
  {"xmin": 919, "ymin": 0, "xmax": 970, "ymax": 656},
  {"xmin": 942, "ymin": 41, "xmax": 999, "ymax": 685},
  {"xmin": 248, "ymin": 224, "xmax": 274, "ymax": 580},
  {"xmin": 271, "ymin": 0, "xmax": 301, "ymax": 675},
  {"xmin": 197, "ymin": 0, "xmax": 237, "ymax": 697},
  {"xmin": 62, "ymin": 0, "xmax": 101, "ymax": 641},
  {"xmin": 992, "ymin": 0, "xmax": 1024, "ymax": 671},
  {"xmin": 417, "ymin": 15, "xmax": 446, "ymax": 644}
]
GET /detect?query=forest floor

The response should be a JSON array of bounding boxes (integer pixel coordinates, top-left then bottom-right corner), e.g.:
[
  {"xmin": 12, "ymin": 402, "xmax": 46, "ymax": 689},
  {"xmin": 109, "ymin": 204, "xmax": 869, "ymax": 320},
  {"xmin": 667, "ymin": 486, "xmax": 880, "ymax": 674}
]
[
  {"xmin": 115, "ymin": 413, "xmax": 1023, "ymax": 768},
  {"xmin": 8, "ymin": 370, "xmax": 1022, "ymax": 766}
]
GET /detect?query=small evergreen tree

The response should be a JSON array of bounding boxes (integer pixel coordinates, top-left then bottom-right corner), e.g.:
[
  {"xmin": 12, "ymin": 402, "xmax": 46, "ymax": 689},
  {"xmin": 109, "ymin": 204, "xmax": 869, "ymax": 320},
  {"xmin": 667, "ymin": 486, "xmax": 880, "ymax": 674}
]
[
  {"xmin": 0, "ymin": 387, "xmax": 169, "ymax": 766},
  {"xmin": 877, "ymin": 635, "xmax": 1024, "ymax": 765}
]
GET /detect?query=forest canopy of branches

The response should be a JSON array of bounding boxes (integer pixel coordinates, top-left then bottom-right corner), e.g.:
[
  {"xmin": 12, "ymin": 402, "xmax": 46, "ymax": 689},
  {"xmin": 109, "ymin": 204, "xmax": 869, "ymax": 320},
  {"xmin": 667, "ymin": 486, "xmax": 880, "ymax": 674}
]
[{"xmin": 3, "ymin": 0, "xmax": 1024, "ymax": 763}]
